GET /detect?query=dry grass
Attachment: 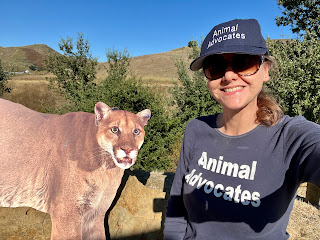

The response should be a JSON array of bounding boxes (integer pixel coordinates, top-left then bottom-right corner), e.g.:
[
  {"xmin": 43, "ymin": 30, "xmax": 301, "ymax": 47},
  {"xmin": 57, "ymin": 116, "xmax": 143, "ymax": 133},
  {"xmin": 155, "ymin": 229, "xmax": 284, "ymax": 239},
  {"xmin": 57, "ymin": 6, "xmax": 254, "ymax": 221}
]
[
  {"xmin": 287, "ymin": 183, "xmax": 320, "ymax": 240},
  {"xmin": 3, "ymin": 74, "xmax": 63, "ymax": 112},
  {"xmin": 9, "ymin": 73, "xmax": 54, "ymax": 81},
  {"xmin": 288, "ymin": 199, "xmax": 320, "ymax": 239}
]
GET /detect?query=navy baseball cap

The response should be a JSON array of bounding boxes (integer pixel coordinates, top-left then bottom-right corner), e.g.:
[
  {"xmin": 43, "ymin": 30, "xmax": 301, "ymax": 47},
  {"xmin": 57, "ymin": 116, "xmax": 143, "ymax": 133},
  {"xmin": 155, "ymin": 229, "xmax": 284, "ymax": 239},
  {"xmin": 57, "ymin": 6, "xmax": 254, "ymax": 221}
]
[{"xmin": 190, "ymin": 19, "xmax": 269, "ymax": 71}]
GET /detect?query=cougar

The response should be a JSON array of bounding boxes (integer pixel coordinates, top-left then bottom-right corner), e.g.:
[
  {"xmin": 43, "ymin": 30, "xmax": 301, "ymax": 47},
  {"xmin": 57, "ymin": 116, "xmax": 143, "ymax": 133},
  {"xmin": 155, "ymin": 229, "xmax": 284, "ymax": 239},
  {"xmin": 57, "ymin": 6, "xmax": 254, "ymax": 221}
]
[{"xmin": 0, "ymin": 99, "xmax": 151, "ymax": 239}]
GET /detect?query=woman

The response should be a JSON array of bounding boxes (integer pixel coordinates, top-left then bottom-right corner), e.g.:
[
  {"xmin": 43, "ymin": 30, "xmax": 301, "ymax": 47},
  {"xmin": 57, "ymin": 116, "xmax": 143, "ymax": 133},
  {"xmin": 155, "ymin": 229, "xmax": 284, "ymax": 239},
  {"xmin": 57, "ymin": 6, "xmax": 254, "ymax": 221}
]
[{"xmin": 164, "ymin": 19, "xmax": 320, "ymax": 240}]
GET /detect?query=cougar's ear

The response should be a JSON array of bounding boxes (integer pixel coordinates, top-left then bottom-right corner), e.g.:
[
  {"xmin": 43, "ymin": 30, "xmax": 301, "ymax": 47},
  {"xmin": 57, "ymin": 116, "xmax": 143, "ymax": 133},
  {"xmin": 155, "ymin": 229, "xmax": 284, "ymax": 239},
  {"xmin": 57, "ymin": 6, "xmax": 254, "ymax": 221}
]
[
  {"xmin": 94, "ymin": 102, "xmax": 112, "ymax": 126},
  {"xmin": 137, "ymin": 109, "xmax": 151, "ymax": 127}
]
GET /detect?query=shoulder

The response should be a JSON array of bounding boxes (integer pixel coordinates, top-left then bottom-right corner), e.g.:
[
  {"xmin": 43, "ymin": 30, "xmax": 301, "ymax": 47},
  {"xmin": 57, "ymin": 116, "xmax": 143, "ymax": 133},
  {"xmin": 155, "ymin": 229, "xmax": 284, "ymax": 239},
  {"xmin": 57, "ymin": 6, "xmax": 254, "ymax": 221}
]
[
  {"xmin": 60, "ymin": 111, "xmax": 94, "ymax": 123},
  {"xmin": 181, "ymin": 114, "xmax": 218, "ymax": 147},
  {"xmin": 276, "ymin": 115, "xmax": 320, "ymax": 143},
  {"xmin": 186, "ymin": 114, "xmax": 217, "ymax": 129},
  {"xmin": 183, "ymin": 114, "xmax": 218, "ymax": 136},
  {"xmin": 278, "ymin": 115, "xmax": 320, "ymax": 130}
]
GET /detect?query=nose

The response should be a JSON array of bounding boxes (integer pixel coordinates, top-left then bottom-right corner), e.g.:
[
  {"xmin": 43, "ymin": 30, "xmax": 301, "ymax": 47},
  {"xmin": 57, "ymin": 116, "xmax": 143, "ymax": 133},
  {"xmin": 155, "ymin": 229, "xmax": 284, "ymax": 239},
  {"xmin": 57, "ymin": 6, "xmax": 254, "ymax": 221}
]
[
  {"xmin": 121, "ymin": 147, "xmax": 134, "ymax": 155},
  {"xmin": 223, "ymin": 64, "xmax": 238, "ymax": 82}
]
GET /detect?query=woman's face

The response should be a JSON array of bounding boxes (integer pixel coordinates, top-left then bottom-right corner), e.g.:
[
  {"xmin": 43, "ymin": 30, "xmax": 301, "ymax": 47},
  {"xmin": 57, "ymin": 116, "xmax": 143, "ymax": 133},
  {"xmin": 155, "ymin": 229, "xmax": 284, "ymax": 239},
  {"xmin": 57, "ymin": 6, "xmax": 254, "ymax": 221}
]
[{"xmin": 205, "ymin": 53, "xmax": 270, "ymax": 114}]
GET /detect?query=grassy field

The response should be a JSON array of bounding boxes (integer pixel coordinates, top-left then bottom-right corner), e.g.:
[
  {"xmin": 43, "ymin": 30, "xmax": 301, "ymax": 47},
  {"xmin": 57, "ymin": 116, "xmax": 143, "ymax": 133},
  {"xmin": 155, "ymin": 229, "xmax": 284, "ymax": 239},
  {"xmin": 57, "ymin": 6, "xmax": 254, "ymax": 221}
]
[{"xmin": 2, "ymin": 73, "xmax": 63, "ymax": 112}]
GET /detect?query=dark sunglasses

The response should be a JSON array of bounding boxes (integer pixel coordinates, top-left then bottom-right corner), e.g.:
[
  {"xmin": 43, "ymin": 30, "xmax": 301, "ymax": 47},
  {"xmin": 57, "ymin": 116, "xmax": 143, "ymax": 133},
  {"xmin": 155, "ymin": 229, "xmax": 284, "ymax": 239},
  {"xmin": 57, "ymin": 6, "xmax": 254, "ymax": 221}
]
[{"xmin": 203, "ymin": 54, "xmax": 265, "ymax": 80}]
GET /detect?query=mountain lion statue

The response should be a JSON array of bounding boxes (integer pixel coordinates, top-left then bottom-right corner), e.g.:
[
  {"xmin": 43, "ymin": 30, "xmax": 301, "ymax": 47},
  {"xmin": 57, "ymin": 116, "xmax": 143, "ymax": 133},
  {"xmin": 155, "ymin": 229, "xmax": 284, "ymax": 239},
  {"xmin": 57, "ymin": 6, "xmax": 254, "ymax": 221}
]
[{"xmin": 0, "ymin": 99, "xmax": 151, "ymax": 240}]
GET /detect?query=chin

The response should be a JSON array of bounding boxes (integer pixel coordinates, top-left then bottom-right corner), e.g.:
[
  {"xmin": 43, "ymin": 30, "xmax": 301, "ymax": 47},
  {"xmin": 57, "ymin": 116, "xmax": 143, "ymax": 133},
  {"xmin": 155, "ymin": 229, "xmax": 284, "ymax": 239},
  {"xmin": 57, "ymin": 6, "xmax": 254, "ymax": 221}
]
[{"xmin": 222, "ymin": 99, "xmax": 258, "ymax": 113}]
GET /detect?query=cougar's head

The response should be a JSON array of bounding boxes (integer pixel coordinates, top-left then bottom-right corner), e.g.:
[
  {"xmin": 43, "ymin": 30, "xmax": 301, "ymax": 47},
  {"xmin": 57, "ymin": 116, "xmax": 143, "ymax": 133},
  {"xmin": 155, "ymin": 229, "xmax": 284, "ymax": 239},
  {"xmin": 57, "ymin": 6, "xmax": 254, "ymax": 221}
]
[{"xmin": 95, "ymin": 102, "xmax": 151, "ymax": 170}]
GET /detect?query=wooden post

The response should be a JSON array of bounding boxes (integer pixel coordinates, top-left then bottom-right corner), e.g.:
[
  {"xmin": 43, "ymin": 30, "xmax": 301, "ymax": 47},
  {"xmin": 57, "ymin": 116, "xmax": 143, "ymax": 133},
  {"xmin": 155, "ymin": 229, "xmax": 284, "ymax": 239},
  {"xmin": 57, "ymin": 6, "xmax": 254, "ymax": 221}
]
[
  {"xmin": 305, "ymin": 183, "xmax": 320, "ymax": 206},
  {"xmin": 305, "ymin": 116, "xmax": 320, "ymax": 206}
]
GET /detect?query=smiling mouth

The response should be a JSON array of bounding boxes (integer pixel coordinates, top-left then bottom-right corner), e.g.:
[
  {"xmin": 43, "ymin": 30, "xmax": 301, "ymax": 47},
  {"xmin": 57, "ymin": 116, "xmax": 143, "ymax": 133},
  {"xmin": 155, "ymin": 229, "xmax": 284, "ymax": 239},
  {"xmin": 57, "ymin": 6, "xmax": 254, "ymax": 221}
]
[{"xmin": 222, "ymin": 86, "xmax": 244, "ymax": 93}]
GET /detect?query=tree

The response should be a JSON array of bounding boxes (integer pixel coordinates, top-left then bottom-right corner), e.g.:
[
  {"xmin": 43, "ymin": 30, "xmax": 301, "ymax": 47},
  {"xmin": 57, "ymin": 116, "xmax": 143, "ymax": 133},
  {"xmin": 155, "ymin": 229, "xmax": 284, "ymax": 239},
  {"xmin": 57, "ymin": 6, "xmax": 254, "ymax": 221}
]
[
  {"xmin": 276, "ymin": 0, "xmax": 320, "ymax": 37},
  {"xmin": 0, "ymin": 60, "xmax": 11, "ymax": 97},
  {"xmin": 105, "ymin": 47, "xmax": 131, "ymax": 81},
  {"xmin": 45, "ymin": 32, "xmax": 98, "ymax": 111}
]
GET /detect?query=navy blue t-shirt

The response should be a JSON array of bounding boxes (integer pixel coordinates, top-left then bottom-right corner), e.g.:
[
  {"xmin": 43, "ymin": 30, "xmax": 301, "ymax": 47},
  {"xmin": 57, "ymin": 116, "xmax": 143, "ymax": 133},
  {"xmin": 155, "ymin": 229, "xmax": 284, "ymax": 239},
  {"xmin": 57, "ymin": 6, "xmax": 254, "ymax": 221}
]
[{"xmin": 164, "ymin": 115, "xmax": 320, "ymax": 240}]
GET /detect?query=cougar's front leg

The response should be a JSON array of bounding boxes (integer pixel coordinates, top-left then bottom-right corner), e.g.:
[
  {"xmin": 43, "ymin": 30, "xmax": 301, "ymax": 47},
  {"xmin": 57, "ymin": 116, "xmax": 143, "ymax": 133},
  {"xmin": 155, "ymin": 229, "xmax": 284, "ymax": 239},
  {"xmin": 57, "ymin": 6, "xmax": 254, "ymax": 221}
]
[
  {"xmin": 82, "ymin": 213, "xmax": 107, "ymax": 240},
  {"xmin": 49, "ymin": 206, "xmax": 84, "ymax": 240}
]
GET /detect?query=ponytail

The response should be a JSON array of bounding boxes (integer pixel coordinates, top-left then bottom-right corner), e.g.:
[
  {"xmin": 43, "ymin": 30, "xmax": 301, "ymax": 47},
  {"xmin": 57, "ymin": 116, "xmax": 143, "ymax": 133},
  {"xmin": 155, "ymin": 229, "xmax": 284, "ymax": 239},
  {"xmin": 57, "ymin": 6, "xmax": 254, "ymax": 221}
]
[
  {"xmin": 256, "ymin": 90, "xmax": 283, "ymax": 127},
  {"xmin": 255, "ymin": 55, "xmax": 283, "ymax": 127}
]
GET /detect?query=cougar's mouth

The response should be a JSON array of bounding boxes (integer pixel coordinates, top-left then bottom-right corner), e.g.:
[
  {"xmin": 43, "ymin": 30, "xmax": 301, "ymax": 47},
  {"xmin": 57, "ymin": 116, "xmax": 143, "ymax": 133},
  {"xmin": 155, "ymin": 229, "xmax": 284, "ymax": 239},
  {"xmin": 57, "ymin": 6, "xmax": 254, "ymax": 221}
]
[
  {"xmin": 116, "ymin": 156, "xmax": 133, "ymax": 165},
  {"xmin": 114, "ymin": 156, "xmax": 135, "ymax": 170},
  {"xmin": 112, "ymin": 148, "xmax": 138, "ymax": 169},
  {"xmin": 99, "ymin": 142, "xmax": 137, "ymax": 169}
]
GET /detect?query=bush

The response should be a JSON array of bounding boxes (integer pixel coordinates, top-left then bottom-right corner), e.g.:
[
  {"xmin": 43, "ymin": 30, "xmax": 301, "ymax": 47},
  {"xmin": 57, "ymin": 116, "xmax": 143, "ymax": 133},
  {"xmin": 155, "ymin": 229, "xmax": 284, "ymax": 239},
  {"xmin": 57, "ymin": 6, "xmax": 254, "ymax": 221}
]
[
  {"xmin": 266, "ymin": 34, "xmax": 320, "ymax": 123},
  {"xmin": 188, "ymin": 40, "xmax": 197, "ymax": 48},
  {"xmin": 0, "ymin": 60, "xmax": 11, "ymax": 97},
  {"xmin": 171, "ymin": 41, "xmax": 221, "ymax": 128}
]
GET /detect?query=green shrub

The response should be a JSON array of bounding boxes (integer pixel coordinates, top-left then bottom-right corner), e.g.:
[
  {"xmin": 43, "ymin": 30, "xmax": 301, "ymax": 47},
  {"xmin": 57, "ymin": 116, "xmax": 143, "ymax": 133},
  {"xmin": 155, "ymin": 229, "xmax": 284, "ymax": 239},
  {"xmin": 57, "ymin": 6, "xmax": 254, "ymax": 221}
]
[
  {"xmin": 171, "ymin": 41, "xmax": 221, "ymax": 128},
  {"xmin": 0, "ymin": 60, "xmax": 11, "ymax": 97},
  {"xmin": 45, "ymin": 32, "xmax": 98, "ymax": 108},
  {"xmin": 267, "ymin": 34, "xmax": 320, "ymax": 123},
  {"xmin": 188, "ymin": 40, "xmax": 197, "ymax": 48}
]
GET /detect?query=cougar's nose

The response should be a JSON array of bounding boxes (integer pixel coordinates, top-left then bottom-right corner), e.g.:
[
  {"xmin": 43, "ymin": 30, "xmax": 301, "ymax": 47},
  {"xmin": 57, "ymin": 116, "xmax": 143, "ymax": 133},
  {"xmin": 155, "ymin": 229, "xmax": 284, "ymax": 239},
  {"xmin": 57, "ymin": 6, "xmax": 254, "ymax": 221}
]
[{"xmin": 121, "ymin": 147, "xmax": 134, "ymax": 155}]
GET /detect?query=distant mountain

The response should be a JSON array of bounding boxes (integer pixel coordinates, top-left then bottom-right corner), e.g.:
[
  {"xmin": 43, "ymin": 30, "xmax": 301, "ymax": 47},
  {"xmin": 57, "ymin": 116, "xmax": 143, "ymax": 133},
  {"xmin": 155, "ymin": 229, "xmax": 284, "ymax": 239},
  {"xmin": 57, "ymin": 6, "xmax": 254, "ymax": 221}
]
[{"xmin": 0, "ymin": 44, "xmax": 58, "ymax": 72}]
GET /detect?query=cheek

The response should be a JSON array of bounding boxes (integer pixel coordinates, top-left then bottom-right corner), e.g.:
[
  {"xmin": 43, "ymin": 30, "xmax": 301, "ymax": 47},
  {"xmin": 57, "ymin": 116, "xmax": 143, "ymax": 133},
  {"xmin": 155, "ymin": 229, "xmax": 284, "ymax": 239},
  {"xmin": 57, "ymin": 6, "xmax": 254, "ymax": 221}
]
[
  {"xmin": 263, "ymin": 67, "xmax": 270, "ymax": 83},
  {"xmin": 207, "ymin": 80, "xmax": 220, "ymax": 99},
  {"xmin": 206, "ymin": 81, "xmax": 213, "ymax": 93},
  {"xmin": 256, "ymin": 63, "xmax": 270, "ymax": 83},
  {"xmin": 254, "ymin": 70, "xmax": 268, "ymax": 89},
  {"xmin": 97, "ymin": 135, "xmax": 113, "ymax": 151}
]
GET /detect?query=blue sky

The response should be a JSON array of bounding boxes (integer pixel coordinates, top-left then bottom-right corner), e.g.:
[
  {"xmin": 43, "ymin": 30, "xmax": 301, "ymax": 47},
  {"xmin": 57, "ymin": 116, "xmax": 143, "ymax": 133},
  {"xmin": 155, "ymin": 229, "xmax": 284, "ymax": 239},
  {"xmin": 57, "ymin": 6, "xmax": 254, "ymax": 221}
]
[{"xmin": 1, "ymin": 0, "xmax": 293, "ymax": 62}]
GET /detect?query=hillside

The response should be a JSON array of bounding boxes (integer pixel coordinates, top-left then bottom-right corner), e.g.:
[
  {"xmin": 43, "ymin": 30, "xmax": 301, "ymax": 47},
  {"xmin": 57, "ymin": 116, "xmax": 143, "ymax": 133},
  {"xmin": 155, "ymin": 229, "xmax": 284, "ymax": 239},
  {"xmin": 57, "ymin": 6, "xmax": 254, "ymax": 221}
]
[
  {"xmin": 0, "ymin": 44, "xmax": 58, "ymax": 72},
  {"xmin": 1, "ymin": 45, "xmax": 192, "ymax": 111},
  {"xmin": 0, "ymin": 44, "xmax": 192, "ymax": 83},
  {"xmin": 97, "ymin": 46, "xmax": 191, "ymax": 84}
]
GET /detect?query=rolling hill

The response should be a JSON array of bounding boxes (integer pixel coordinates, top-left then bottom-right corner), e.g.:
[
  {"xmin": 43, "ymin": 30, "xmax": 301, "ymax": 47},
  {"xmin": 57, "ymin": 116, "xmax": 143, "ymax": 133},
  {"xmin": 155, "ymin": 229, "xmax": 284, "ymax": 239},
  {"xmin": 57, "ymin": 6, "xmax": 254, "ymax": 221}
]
[
  {"xmin": 97, "ymin": 46, "xmax": 191, "ymax": 83},
  {"xmin": 0, "ymin": 44, "xmax": 58, "ymax": 72},
  {"xmin": 0, "ymin": 44, "xmax": 192, "ymax": 82}
]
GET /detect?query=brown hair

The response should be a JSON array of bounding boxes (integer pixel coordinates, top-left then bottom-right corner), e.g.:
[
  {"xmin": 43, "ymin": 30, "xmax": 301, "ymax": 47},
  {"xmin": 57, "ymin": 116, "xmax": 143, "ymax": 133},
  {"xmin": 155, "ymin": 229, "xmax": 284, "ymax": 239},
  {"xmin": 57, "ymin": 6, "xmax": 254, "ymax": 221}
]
[{"xmin": 256, "ymin": 56, "xmax": 284, "ymax": 127}]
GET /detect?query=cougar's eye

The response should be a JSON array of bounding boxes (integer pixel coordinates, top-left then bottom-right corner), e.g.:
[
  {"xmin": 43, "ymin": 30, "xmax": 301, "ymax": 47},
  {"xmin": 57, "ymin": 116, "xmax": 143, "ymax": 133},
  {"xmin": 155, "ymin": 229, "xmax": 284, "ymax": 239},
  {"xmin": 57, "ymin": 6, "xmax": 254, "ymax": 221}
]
[
  {"xmin": 111, "ymin": 126, "xmax": 119, "ymax": 134},
  {"xmin": 133, "ymin": 128, "xmax": 140, "ymax": 136}
]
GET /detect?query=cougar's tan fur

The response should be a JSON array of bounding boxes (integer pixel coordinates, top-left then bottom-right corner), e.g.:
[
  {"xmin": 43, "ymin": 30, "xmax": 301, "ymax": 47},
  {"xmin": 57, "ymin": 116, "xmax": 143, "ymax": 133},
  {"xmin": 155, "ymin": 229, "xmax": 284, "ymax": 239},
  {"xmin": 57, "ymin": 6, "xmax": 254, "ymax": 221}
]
[{"xmin": 0, "ymin": 99, "xmax": 151, "ymax": 240}]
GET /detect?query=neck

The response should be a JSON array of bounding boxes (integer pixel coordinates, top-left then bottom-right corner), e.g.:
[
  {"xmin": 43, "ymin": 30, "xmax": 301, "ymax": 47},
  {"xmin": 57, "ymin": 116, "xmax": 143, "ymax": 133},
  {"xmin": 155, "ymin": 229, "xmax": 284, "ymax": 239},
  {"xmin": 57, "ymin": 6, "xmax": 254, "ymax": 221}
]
[{"xmin": 217, "ymin": 107, "xmax": 259, "ymax": 136}]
